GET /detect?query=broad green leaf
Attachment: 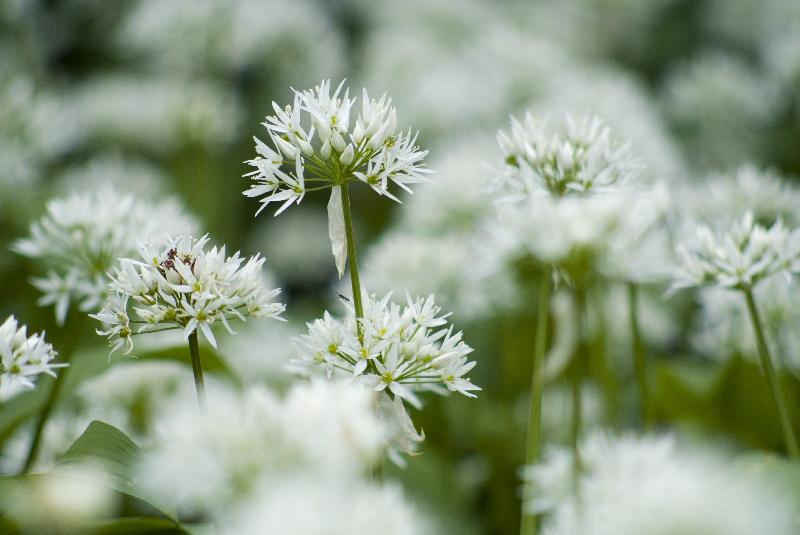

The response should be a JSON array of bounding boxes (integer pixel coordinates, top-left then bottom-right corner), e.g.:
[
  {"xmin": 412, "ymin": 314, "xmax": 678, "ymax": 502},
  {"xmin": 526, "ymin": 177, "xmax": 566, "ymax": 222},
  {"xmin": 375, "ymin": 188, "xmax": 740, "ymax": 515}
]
[
  {"xmin": 55, "ymin": 420, "xmax": 177, "ymax": 520},
  {"xmin": 86, "ymin": 517, "xmax": 186, "ymax": 535}
]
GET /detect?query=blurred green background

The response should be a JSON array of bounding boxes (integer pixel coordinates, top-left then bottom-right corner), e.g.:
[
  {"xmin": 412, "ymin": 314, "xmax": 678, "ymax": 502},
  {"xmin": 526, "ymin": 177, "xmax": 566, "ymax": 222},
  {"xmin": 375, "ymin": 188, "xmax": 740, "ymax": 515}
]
[{"xmin": 1, "ymin": 1, "xmax": 800, "ymax": 533}]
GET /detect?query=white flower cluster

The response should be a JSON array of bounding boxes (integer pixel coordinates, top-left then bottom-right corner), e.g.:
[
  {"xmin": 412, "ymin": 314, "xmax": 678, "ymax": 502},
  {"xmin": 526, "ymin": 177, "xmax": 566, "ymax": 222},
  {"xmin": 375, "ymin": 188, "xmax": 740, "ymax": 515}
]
[
  {"xmin": 14, "ymin": 187, "xmax": 198, "ymax": 324},
  {"xmin": 0, "ymin": 316, "xmax": 61, "ymax": 400},
  {"xmin": 295, "ymin": 291, "xmax": 479, "ymax": 409},
  {"xmin": 490, "ymin": 191, "xmax": 670, "ymax": 284},
  {"xmin": 91, "ymin": 234, "xmax": 285, "ymax": 354},
  {"xmin": 244, "ymin": 79, "xmax": 430, "ymax": 214},
  {"xmin": 672, "ymin": 212, "xmax": 800, "ymax": 291},
  {"xmin": 139, "ymin": 380, "xmax": 426, "ymax": 534},
  {"xmin": 495, "ymin": 113, "xmax": 641, "ymax": 199},
  {"xmin": 525, "ymin": 433, "xmax": 796, "ymax": 535}
]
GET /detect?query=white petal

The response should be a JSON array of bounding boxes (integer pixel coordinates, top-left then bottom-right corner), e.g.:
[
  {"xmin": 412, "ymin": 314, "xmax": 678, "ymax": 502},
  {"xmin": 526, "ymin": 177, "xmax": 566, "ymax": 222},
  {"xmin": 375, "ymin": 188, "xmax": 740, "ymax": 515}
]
[{"xmin": 327, "ymin": 186, "xmax": 348, "ymax": 278}]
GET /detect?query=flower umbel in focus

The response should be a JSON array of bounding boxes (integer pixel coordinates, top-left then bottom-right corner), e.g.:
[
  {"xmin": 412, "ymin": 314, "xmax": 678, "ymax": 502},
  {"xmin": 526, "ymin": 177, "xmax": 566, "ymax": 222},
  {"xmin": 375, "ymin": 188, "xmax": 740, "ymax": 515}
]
[
  {"xmin": 495, "ymin": 113, "xmax": 642, "ymax": 200},
  {"xmin": 91, "ymin": 234, "xmax": 285, "ymax": 355},
  {"xmin": 243, "ymin": 79, "xmax": 430, "ymax": 275},
  {"xmin": 0, "ymin": 316, "xmax": 62, "ymax": 400},
  {"xmin": 295, "ymin": 290, "xmax": 478, "ymax": 458},
  {"xmin": 14, "ymin": 187, "xmax": 198, "ymax": 324},
  {"xmin": 671, "ymin": 212, "xmax": 800, "ymax": 292}
]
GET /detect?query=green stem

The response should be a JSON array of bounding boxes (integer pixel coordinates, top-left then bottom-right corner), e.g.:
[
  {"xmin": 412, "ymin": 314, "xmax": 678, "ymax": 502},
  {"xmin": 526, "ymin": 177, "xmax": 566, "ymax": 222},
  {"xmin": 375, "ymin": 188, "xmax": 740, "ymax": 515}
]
[
  {"xmin": 21, "ymin": 357, "xmax": 71, "ymax": 473},
  {"xmin": 340, "ymin": 181, "xmax": 364, "ymax": 322},
  {"xmin": 743, "ymin": 287, "xmax": 799, "ymax": 458},
  {"xmin": 570, "ymin": 285, "xmax": 586, "ymax": 483},
  {"xmin": 520, "ymin": 278, "xmax": 551, "ymax": 535},
  {"xmin": 628, "ymin": 283, "xmax": 652, "ymax": 429},
  {"xmin": 188, "ymin": 331, "xmax": 206, "ymax": 410}
]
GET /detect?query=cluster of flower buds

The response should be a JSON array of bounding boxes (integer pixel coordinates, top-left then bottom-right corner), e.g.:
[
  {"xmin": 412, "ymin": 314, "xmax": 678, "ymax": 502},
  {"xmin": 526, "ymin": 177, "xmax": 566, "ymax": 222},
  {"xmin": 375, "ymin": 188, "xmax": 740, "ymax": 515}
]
[{"xmin": 495, "ymin": 113, "xmax": 641, "ymax": 199}]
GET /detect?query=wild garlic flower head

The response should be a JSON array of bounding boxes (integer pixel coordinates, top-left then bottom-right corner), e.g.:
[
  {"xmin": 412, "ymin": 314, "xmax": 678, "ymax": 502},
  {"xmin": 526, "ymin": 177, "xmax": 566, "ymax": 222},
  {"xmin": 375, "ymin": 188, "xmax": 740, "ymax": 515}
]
[
  {"xmin": 14, "ymin": 187, "xmax": 198, "ymax": 324},
  {"xmin": 139, "ymin": 381, "xmax": 388, "ymax": 517},
  {"xmin": 671, "ymin": 212, "xmax": 800, "ymax": 292},
  {"xmin": 91, "ymin": 234, "xmax": 285, "ymax": 354},
  {"xmin": 530, "ymin": 433, "xmax": 796, "ymax": 535},
  {"xmin": 693, "ymin": 278, "xmax": 800, "ymax": 371},
  {"xmin": 495, "ymin": 113, "xmax": 641, "ymax": 199},
  {"xmin": 0, "ymin": 316, "xmax": 61, "ymax": 400},
  {"xmin": 243, "ymin": 79, "xmax": 431, "ymax": 215},
  {"xmin": 489, "ymin": 191, "xmax": 670, "ymax": 284},
  {"xmin": 295, "ymin": 290, "xmax": 479, "ymax": 409},
  {"xmin": 225, "ymin": 477, "xmax": 425, "ymax": 535}
]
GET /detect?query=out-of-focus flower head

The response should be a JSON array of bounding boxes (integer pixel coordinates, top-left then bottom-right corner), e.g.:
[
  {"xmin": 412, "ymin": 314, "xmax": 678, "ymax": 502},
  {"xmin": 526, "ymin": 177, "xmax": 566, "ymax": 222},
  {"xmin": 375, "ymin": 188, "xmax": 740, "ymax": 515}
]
[
  {"xmin": 526, "ymin": 433, "xmax": 796, "ymax": 535},
  {"xmin": 0, "ymin": 316, "xmax": 62, "ymax": 400},
  {"xmin": 495, "ymin": 113, "xmax": 642, "ymax": 200},
  {"xmin": 14, "ymin": 187, "xmax": 198, "ymax": 324},
  {"xmin": 224, "ymin": 476, "xmax": 426, "ymax": 535},
  {"xmin": 671, "ymin": 212, "xmax": 800, "ymax": 292},
  {"xmin": 488, "ymin": 191, "xmax": 670, "ymax": 284},
  {"xmin": 91, "ymin": 234, "xmax": 285, "ymax": 354},
  {"xmin": 139, "ymin": 381, "xmax": 388, "ymax": 518}
]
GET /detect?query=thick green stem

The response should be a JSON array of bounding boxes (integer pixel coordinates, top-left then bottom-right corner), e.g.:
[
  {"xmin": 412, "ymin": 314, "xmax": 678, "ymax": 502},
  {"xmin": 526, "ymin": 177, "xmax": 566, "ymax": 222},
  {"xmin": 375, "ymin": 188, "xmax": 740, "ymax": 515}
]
[
  {"xmin": 520, "ymin": 278, "xmax": 551, "ymax": 535},
  {"xmin": 340, "ymin": 181, "xmax": 364, "ymax": 323},
  {"xmin": 188, "ymin": 331, "xmax": 206, "ymax": 410},
  {"xmin": 570, "ymin": 285, "xmax": 586, "ymax": 482},
  {"xmin": 628, "ymin": 283, "xmax": 652, "ymax": 429},
  {"xmin": 743, "ymin": 288, "xmax": 799, "ymax": 458}
]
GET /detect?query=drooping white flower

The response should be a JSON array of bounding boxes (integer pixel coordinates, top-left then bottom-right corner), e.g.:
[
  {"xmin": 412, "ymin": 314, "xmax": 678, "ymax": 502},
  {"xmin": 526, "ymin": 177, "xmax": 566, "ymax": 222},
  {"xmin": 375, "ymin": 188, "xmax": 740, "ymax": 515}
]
[
  {"xmin": 295, "ymin": 290, "xmax": 479, "ymax": 409},
  {"xmin": 526, "ymin": 433, "xmax": 797, "ymax": 535},
  {"xmin": 671, "ymin": 212, "xmax": 800, "ymax": 292},
  {"xmin": 91, "ymin": 234, "xmax": 285, "ymax": 354},
  {"xmin": 495, "ymin": 113, "xmax": 642, "ymax": 200},
  {"xmin": 0, "ymin": 316, "xmax": 62, "ymax": 400},
  {"xmin": 139, "ymin": 381, "xmax": 388, "ymax": 517},
  {"xmin": 14, "ymin": 187, "xmax": 198, "ymax": 324}
]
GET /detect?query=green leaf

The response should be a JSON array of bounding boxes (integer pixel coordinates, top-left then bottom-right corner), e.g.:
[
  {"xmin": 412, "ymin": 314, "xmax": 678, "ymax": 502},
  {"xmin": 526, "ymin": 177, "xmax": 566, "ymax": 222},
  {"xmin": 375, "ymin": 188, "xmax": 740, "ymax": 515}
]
[
  {"xmin": 55, "ymin": 420, "xmax": 177, "ymax": 520},
  {"xmin": 86, "ymin": 517, "xmax": 186, "ymax": 535}
]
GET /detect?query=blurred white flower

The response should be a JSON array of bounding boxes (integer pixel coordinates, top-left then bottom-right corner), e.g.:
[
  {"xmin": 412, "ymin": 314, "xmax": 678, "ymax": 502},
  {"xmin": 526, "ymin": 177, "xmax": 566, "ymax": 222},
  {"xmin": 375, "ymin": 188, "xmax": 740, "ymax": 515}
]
[
  {"xmin": 139, "ymin": 381, "xmax": 388, "ymax": 517},
  {"xmin": 527, "ymin": 433, "xmax": 797, "ymax": 535},
  {"xmin": 119, "ymin": 0, "xmax": 344, "ymax": 87},
  {"xmin": 0, "ymin": 316, "xmax": 62, "ymax": 400},
  {"xmin": 495, "ymin": 113, "xmax": 642, "ymax": 199},
  {"xmin": 661, "ymin": 52, "xmax": 782, "ymax": 169},
  {"xmin": 70, "ymin": 74, "xmax": 242, "ymax": 152},
  {"xmin": 488, "ymin": 191, "xmax": 670, "ymax": 283},
  {"xmin": 91, "ymin": 234, "xmax": 285, "ymax": 353},
  {"xmin": 295, "ymin": 290, "xmax": 479, "ymax": 409},
  {"xmin": 14, "ymin": 187, "xmax": 198, "ymax": 324},
  {"xmin": 225, "ymin": 476, "xmax": 426, "ymax": 535},
  {"xmin": 694, "ymin": 277, "xmax": 800, "ymax": 371},
  {"xmin": 361, "ymin": 231, "xmax": 514, "ymax": 321},
  {"xmin": 680, "ymin": 165, "xmax": 800, "ymax": 228},
  {"xmin": 219, "ymin": 319, "xmax": 301, "ymax": 388},
  {"xmin": 671, "ymin": 212, "xmax": 800, "ymax": 291}
]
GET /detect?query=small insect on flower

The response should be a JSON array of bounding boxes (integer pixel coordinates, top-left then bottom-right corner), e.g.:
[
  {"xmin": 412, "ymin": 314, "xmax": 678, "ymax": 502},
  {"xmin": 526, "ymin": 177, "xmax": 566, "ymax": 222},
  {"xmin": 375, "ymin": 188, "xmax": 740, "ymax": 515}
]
[
  {"xmin": 495, "ymin": 113, "xmax": 642, "ymax": 200},
  {"xmin": 14, "ymin": 187, "xmax": 198, "ymax": 324},
  {"xmin": 91, "ymin": 234, "xmax": 285, "ymax": 355},
  {"xmin": 0, "ymin": 316, "xmax": 63, "ymax": 400}
]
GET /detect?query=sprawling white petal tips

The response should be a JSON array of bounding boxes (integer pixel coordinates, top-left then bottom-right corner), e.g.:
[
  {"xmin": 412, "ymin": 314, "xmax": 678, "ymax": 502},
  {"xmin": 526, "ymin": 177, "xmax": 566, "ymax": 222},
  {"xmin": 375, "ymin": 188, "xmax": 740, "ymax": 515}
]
[{"xmin": 327, "ymin": 186, "xmax": 348, "ymax": 278}]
